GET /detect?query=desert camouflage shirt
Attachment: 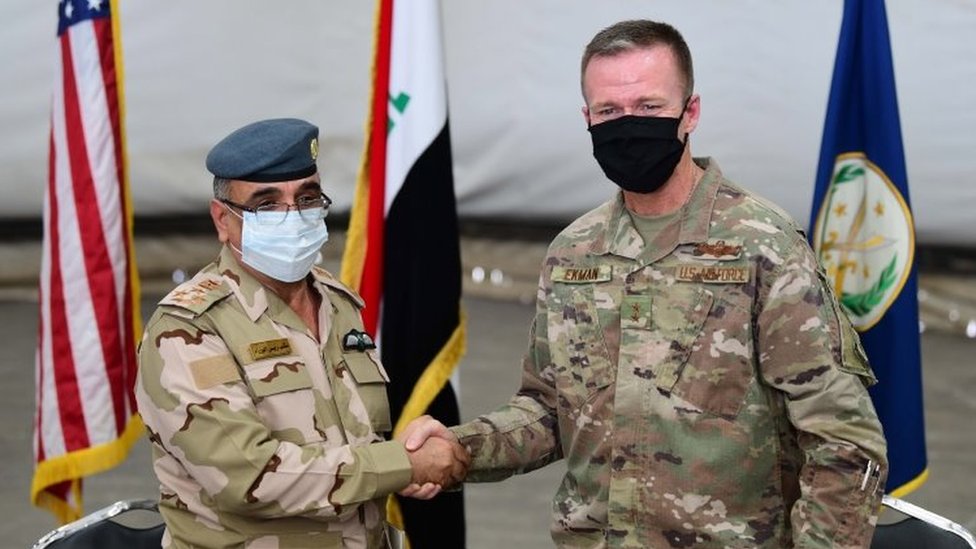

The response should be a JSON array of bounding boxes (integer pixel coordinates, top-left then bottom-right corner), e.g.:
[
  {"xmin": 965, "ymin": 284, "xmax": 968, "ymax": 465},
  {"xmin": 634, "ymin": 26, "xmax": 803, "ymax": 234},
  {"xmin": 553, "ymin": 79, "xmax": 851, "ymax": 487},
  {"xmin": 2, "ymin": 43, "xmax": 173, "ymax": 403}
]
[
  {"xmin": 453, "ymin": 158, "xmax": 888, "ymax": 548},
  {"xmin": 136, "ymin": 246, "xmax": 412, "ymax": 548}
]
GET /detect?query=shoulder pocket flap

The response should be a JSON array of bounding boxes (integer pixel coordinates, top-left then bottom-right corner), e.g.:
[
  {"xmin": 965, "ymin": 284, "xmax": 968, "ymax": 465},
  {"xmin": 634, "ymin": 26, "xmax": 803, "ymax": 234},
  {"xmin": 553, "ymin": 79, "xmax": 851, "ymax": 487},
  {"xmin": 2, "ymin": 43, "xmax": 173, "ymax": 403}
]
[
  {"xmin": 343, "ymin": 353, "xmax": 389, "ymax": 384},
  {"xmin": 158, "ymin": 277, "xmax": 230, "ymax": 316},
  {"xmin": 839, "ymin": 322, "xmax": 878, "ymax": 387},
  {"xmin": 815, "ymin": 269, "xmax": 879, "ymax": 387},
  {"xmin": 246, "ymin": 359, "xmax": 313, "ymax": 397}
]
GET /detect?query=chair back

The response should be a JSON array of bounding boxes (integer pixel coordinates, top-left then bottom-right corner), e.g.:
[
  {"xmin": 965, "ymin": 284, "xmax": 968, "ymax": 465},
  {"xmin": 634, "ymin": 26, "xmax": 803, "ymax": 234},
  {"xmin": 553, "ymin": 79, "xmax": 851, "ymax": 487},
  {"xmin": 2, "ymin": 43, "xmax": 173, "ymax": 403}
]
[
  {"xmin": 32, "ymin": 499, "xmax": 164, "ymax": 549},
  {"xmin": 871, "ymin": 495, "xmax": 976, "ymax": 549}
]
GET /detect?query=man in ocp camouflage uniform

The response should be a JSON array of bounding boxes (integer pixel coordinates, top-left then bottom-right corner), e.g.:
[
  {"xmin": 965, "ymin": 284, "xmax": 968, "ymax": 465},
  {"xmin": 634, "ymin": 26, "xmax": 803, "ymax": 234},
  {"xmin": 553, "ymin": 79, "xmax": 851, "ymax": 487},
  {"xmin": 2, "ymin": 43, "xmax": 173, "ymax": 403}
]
[
  {"xmin": 136, "ymin": 118, "xmax": 468, "ymax": 548},
  {"xmin": 405, "ymin": 20, "xmax": 888, "ymax": 548}
]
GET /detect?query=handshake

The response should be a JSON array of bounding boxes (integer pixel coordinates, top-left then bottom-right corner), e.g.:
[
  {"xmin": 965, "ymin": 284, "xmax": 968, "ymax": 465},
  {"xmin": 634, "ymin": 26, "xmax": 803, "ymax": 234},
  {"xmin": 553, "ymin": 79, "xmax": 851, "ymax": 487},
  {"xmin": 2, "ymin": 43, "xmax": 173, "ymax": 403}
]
[{"xmin": 395, "ymin": 415, "xmax": 470, "ymax": 500}]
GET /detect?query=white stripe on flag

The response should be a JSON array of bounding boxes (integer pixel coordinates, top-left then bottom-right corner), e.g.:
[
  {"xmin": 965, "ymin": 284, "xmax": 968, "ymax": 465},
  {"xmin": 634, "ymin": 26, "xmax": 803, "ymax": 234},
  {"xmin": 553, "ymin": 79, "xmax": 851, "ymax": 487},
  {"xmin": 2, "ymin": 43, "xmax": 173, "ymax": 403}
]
[{"xmin": 386, "ymin": 0, "xmax": 448, "ymax": 214}]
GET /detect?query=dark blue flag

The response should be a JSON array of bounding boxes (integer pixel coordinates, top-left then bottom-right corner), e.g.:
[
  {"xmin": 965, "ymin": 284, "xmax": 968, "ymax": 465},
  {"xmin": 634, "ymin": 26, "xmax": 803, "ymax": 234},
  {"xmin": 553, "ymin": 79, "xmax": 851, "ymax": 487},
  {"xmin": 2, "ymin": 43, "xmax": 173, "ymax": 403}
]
[{"xmin": 809, "ymin": 0, "xmax": 926, "ymax": 495}]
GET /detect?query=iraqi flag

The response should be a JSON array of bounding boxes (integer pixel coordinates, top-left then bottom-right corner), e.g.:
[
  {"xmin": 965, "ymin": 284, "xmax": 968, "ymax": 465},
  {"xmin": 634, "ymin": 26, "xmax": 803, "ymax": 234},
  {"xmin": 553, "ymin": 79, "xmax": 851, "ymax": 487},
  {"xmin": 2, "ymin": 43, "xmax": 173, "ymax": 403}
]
[
  {"xmin": 33, "ymin": 0, "xmax": 142, "ymax": 524},
  {"xmin": 340, "ymin": 0, "xmax": 466, "ymax": 545},
  {"xmin": 809, "ymin": 0, "xmax": 926, "ymax": 495}
]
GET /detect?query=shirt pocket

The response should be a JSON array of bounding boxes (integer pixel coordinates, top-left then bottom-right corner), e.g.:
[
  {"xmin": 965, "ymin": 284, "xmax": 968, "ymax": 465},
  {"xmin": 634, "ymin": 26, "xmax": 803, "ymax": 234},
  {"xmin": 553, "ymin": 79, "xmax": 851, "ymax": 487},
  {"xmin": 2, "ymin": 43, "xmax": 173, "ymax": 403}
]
[
  {"xmin": 340, "ymin": 349, "xmax": 393, "ymax": 434},
  {"xmin": 652, "ymin": 283, "xmax": 754, "ymax": 420},
  {"xmin": 243, "ymin": 356, "xmax": 324, "ymax": 444},
  {"xmin": 547, "ymin": 282, "xmax": 616, "ymax": 407}
]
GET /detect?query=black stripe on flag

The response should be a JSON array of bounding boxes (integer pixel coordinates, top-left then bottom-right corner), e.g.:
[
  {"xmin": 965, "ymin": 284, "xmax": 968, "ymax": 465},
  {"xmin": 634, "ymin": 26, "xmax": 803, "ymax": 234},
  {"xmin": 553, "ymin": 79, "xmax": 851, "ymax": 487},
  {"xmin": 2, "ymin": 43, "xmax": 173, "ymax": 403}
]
[{"xmin": 381, "ymin": 120, "xmax": 466, "ymax": 546}]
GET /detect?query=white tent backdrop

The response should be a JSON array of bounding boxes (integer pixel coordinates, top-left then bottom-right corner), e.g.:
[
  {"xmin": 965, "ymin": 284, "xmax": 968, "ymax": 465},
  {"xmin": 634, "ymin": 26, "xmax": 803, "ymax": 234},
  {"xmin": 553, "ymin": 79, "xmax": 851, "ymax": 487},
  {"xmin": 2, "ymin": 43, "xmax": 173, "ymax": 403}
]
[{"xmin": 3, "ymin": 1, "xmax": 974, "ymax": 244}]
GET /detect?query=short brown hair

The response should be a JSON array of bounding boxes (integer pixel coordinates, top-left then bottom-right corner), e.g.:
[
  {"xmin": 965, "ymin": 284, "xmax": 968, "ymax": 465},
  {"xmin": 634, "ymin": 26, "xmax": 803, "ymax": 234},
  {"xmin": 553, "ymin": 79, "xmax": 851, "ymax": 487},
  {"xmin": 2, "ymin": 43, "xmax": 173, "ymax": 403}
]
[{"xmin": 581, "ymin": 20, "xmax": 694, "ymax": 101}]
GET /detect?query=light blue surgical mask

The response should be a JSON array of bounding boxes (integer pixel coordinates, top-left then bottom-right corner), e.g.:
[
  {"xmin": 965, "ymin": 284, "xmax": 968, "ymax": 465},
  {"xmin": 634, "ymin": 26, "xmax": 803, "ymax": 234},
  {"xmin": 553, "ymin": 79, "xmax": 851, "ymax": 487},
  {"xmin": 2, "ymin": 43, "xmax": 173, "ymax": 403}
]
[{"xmin": 227, "ymin": 207, "xmax": 329, "ymax": 282}]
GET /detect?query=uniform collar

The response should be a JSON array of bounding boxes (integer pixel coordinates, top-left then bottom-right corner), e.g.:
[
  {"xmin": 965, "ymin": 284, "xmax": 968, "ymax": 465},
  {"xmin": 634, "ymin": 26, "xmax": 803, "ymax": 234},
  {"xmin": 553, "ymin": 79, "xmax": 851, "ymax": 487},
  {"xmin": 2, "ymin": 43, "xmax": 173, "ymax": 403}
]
[
  {"xmin": 216, "ymin": 245, "xmax": 309, "ymax": 334},
  {"xmin": 591, "ymin": 157, "xmax": 723, "ymax": 264},
  {"xmin": 310, "ymin": 266, "xmax": 365, "ymax": 308}
]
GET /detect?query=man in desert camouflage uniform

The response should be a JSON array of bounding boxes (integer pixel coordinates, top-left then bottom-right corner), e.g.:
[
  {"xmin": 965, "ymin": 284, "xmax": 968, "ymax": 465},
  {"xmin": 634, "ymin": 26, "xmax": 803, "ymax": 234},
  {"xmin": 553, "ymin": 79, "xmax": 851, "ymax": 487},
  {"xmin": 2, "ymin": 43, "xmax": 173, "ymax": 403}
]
[
  {"xmin": 136, "ymin": 118, "xmax": 467, "ymax": 548},
  {"xmin": 406, "ymin": 20, "xmax": 888, "ymax": 548}
]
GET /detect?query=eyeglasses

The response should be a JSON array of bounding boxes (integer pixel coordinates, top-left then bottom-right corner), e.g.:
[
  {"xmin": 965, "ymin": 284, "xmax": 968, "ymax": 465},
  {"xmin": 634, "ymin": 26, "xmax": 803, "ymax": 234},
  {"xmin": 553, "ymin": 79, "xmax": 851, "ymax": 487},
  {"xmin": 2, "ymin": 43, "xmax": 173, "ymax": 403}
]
[{"xmin": 220, "ymin": 193, "xmax": 332, "ymax": 225}]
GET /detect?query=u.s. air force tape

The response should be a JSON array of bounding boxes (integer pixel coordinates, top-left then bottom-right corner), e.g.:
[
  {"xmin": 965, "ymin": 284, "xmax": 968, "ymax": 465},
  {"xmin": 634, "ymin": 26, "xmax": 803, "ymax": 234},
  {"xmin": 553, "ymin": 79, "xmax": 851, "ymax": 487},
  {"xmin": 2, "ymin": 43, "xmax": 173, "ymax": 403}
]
[{"xmin": 674, "ymin": 265, "xmax": 749, "ymax": 283}]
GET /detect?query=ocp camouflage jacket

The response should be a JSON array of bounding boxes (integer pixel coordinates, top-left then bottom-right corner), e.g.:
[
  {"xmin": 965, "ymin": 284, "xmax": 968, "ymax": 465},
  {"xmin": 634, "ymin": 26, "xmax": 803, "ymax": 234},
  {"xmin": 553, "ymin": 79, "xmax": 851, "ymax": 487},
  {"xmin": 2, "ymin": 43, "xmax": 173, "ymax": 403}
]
[{"xmin": 453, "ymin": 158, "xmax": 888, "ymax": 549}]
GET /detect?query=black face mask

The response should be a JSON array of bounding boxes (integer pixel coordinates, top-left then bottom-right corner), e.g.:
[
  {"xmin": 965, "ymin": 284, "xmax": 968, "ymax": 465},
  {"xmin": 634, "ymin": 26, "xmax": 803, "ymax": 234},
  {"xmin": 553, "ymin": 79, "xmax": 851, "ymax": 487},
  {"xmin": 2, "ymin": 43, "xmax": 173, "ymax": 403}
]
[{"xmin": 588, "ymin": 112, "xmax": 688, "ymax": 194}]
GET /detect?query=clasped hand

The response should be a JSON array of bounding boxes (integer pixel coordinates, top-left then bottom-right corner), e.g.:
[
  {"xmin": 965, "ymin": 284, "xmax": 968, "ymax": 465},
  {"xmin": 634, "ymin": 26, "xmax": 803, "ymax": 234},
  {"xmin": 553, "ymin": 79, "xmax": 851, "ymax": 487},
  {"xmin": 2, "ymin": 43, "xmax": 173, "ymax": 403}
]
[{"xmin": 395, "ymin": 415, "xmax": 470, "ymax": 500}]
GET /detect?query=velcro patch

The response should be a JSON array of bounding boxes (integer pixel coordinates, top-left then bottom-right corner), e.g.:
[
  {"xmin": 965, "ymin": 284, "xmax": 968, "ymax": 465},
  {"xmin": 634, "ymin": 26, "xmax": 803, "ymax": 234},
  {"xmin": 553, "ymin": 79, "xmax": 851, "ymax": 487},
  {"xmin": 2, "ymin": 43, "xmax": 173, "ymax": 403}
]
[
  {"xmin": 551, "ymin": 265, "xmax": 612, "ymax": 283},
  {"xmin": 248, "ymin": 338, "xmax": 292, "ymax": 361},
  {"xmin": 621, "ymin": 295, "xmax": 652, "ymax": 329},
  {"xmin": 189, "ymin": 355, "xmax": 239, "ymax": 389},
  {"xmin": 675, "ymin": 265, "xmax": 750, "ymax": 284}
]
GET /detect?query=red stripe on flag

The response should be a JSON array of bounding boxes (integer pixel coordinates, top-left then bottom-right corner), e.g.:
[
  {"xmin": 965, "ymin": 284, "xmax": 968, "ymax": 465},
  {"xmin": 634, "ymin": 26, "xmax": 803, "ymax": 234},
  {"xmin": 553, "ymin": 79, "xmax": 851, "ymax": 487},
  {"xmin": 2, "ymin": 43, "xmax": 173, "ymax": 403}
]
[
  {"xmin": 60, "ymin": 31, "xmax": 127, "ymax": 437},
  {"xmin": 121, "ymin": 243, "xmax": 136, "ymax": 416},
  {"xmin": 360, "ymin": 0, "xmax": 394, "ymax": 336},
  {"xmin": 36, "ymin": 278, "xmax": 46, "ymax": 463},
  {"xmin": 93, "ymin": 19, "xmax": 122, "ymax": 183}
]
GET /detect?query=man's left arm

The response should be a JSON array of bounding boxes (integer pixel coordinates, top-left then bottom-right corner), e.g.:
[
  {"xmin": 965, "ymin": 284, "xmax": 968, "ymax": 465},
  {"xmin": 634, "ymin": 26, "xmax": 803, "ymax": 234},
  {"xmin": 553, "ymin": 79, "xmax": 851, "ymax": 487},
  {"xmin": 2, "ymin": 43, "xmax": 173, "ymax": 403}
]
[{"xmin": 755, "ymin": 235, "xmax": 888, "ymax": 549}]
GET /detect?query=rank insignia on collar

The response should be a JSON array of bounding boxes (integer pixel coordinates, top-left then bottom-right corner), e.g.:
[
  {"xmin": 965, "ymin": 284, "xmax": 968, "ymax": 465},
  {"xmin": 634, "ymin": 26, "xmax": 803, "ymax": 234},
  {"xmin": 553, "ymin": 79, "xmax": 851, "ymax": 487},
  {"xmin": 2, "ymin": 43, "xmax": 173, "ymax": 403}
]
[{"xmin": 343, "ymin": 329, "xmax": 377, "ymax": 352}]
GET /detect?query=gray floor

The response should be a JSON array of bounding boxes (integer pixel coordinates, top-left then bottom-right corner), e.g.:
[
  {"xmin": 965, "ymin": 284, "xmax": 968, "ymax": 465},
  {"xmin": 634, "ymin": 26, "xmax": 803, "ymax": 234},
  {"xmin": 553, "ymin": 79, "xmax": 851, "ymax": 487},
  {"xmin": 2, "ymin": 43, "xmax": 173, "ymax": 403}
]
[{"xmin": 4, "ymin": 249, "xmax": 976, "ymax": 547}]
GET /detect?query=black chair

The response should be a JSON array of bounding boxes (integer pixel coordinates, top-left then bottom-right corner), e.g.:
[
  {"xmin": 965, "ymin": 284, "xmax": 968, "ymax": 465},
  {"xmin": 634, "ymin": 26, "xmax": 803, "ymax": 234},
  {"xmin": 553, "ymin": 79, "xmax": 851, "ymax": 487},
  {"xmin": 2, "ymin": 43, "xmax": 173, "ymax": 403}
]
[
  {"xmin": 32, "ymin": 499, "xmax": 164, "ymax": 549},
  {"xmin": 872, "ymin": 495, "xmax": 976, "ymax": 549}
]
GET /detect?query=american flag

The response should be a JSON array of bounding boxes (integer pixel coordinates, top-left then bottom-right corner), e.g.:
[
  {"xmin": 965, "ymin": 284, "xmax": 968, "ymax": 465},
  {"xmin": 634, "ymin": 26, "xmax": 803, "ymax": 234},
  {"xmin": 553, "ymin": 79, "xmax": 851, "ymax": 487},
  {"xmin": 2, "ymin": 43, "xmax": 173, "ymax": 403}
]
[{"xmin": 32, "ymin": 0, "xmax": 141, "ymax": 524}]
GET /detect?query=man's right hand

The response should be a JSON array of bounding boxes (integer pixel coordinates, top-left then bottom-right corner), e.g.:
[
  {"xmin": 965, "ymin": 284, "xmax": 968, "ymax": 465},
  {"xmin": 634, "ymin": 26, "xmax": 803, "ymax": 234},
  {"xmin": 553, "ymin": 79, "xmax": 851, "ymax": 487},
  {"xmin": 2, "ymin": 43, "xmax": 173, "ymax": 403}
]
[
  {"xmin": 404, "ymin": 432, "xmax": 469, "ymax": 487},
  {"xmin": 394, "ymin": 415, "xmax": 470, "ymax": 496},
  {"xmin": 399, "ymin": 414, "xmax": 457, "ymax": 452}
]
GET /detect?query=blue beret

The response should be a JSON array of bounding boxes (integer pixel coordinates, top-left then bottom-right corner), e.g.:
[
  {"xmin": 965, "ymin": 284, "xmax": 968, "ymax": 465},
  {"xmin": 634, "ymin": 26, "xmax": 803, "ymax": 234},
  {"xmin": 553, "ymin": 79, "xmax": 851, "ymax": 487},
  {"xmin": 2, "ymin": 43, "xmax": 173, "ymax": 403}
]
[{"xmin": 206, "ymin": 118, "xmax": 319, "ymax": 182}]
